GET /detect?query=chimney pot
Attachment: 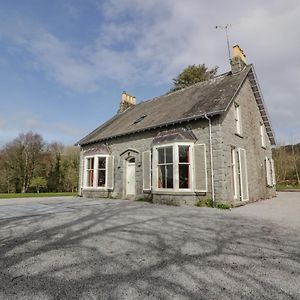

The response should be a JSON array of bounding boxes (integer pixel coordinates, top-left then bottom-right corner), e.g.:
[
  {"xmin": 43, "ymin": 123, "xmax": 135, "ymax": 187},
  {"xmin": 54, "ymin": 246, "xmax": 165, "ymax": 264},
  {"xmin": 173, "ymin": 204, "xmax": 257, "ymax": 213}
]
[
  {"xmin": 118, "ymin": 91, "xmax": 136, "ymax": 113},
  {"xmin": 231, "ymin": 44, "xmax": 247, "ymax": 73},
  {"xmin": 232, "ymin": 44, "xmax": 247, "ymax": 64}
]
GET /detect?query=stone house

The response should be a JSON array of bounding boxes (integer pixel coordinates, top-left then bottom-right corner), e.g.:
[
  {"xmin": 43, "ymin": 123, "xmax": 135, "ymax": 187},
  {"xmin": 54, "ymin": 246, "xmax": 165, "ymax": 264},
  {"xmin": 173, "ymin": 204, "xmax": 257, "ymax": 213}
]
[{"xmin": 76, "ymin": 45, "xmax": 276, "ymax": 206}]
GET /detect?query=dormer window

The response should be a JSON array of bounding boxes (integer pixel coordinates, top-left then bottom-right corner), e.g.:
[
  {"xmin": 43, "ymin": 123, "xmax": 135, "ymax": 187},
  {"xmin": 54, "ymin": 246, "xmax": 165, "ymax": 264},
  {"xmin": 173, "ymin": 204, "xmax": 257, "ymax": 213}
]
[
  {"xmin": 234, "ymin": 103, "xmax": 241, "ymax": 135},
  {"xmin": 133, "ymin": 115, "xmax": 147, "ymax": 125}
]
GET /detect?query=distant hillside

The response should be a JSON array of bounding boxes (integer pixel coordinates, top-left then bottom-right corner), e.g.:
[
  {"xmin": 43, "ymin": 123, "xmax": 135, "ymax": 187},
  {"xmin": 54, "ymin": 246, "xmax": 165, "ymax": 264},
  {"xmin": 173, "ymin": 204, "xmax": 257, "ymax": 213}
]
[{"xmin": 272, "ymin": 144, "xmax": 300, "ymax": 184}]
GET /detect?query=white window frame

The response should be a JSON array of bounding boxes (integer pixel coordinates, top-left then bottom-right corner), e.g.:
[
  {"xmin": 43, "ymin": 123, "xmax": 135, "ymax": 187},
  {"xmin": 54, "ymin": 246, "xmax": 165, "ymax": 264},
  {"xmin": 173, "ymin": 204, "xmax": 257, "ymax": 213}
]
[
  {"xmin": 83, "ymin": 154, "xmax": 109, "ymax": 189},
  {"xmin": 152, "ymin": 142, "xmax": 194, "ymax": 192},
  {"xmin": 231, "ymin": 147, "xmax": 238, "ymax": 199},
  {"xmin": 157, "ymin": 146, "xmax": 174, "ymax": 189},
  {"xmin": 178, "ymin": 145, "xmax": 192, "ymax": 190},
  {"xmin": 234, "ymin": 103, "xmax": 241, "ymax": 135},
  {"xmin": 238, "ymin": 148, "xmax": 249, "ymax": 201},
  {"xmin": 266, "ymin": 157, "xmax": 276, "ymax": 187},
  {"xmin": 260, "ymin": 123, "xmax": 266, "ymax": 148},
  {"xmin": 85, "ymin": 156, "xmax": 95, "ymax": 188}
]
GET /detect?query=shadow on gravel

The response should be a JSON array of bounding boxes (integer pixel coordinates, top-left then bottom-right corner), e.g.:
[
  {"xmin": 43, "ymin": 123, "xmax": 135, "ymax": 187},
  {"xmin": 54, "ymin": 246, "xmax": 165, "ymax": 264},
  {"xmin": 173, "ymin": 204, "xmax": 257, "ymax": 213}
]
[{"xmin": 0, "ymin": 202, "xmax": 299, "ymax": 299}]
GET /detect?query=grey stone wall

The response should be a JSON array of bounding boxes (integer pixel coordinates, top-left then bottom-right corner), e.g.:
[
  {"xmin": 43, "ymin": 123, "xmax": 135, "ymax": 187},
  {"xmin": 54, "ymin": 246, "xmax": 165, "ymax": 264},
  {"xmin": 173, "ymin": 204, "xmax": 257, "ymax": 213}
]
[
  {"xmin": 80, "ymin": 121, "xmax": 217, "ymax": 205},
  {"xmin": 79, "ymin": 78, "xmax": 276, "ymax": 206},
  {"xmin": 218, "ymin": 78, "xmax": 276, "ymax": 204}
]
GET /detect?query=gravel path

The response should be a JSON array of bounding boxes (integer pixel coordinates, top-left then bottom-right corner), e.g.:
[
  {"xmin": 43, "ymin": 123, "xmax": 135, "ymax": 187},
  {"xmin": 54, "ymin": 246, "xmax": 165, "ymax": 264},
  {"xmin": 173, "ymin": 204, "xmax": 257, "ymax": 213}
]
[
  {"xmin": 0, "ymin": 193, "xmax": 299, "ymax": 299},
  {"xmin": 233, "ymin": 192, "xmax": 300, "ymax": 230}
]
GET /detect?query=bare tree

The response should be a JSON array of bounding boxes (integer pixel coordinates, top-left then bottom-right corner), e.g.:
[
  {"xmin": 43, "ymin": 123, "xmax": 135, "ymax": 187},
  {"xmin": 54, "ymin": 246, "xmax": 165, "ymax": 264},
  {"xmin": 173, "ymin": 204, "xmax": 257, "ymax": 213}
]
[
  {"xmin": 0, "ymin": 133, "xmax": 79, "ymax": 194},
  {"xmin": 3, "ymin": 132, "xmax": 44, "ymax": 193}
]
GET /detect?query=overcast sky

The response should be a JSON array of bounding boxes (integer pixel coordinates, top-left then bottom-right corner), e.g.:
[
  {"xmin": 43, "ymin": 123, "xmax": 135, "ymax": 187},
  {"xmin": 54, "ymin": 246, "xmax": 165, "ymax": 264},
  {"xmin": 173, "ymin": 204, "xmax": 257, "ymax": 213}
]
[{"xmin": 0, "ymin": 0, "xmax": 299, "ymax": 146}]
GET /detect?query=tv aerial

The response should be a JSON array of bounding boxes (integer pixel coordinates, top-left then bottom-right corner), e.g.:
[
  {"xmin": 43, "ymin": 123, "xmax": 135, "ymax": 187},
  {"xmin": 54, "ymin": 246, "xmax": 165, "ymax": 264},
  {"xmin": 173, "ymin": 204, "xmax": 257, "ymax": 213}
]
[{"xmin": 215, "ymin": 24, "xmax": 232, "ymax": 63}]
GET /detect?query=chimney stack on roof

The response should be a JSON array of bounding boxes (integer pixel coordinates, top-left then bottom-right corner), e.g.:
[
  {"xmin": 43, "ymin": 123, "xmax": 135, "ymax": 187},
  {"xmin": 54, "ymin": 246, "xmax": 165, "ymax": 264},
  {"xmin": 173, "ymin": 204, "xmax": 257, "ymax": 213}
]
[
  {"xmin": 118, "ymin": 91, "xmax": 136, "ymax": 113},
  {"xmin": 231, "ymin": 44, "xmax": 247, "ymax": 73}
]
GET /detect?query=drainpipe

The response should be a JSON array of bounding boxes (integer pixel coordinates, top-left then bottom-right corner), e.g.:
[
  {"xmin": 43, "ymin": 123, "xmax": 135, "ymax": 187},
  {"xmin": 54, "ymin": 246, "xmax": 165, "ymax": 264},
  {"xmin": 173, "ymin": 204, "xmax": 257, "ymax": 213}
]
[
  {"xmin": 78, "ymin": 148, "xmax": 84, "ymax": 197},
  {"xmin": 204, "ymin": 114, "xmax": 215, "ymax": 207}
]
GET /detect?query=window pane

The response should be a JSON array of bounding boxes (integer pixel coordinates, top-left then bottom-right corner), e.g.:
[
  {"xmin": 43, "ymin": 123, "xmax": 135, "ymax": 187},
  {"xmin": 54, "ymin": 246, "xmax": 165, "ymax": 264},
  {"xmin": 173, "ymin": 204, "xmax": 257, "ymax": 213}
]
[
  {"xmin": 166, "ymin": 165, "xmax": 173, "ymax": 188},
  {"xmin": 98, "ymin": 170, "xmax": 106, "ymax": 187},
  {"xmin": 158, "ymin": 148, "xmax": 164, "ymax": 164},
  {"xmin": 179, "ymin": 164, "xmax": 189, "ymax": 188},
  {"xmin": 87, "ymin": 158, "xmax": 94, "ymax": 170},
  {"xmin": 158, "ymin": 165, "xmax": 165, "ymax": 188},
  {"xmin": 87, "ymin": 170, "xmax": 94, "ymax": 187},
  {"xmin": 98, "ymin": 157, "xmax": 106, "ymax": 169},
  {"xmin": 165, "ymin": 147, "xmax": 173, "ymax": 163},
  {"xmin": 179, "ymin": 146, "xmax": 189, "ymax": 163}
]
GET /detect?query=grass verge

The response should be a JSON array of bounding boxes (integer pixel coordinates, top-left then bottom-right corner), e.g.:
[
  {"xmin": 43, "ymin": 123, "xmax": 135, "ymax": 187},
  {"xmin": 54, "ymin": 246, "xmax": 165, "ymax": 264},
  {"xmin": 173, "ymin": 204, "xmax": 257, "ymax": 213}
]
[
  {"xmin": 0, "ymin": 192, "xmax": 77, "ymax": 199},
  {"xmin": 276, "ymin": 184, "xmax": 300, "ymax": 191}
]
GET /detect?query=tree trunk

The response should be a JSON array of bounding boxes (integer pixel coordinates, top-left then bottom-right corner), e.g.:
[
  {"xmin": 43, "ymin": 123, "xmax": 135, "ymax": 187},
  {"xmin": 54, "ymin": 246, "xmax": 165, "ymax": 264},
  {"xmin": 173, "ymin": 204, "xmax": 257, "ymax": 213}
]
[{"xmin": 21, "ymin": 182, "xmax": 26, "ymax": 193}]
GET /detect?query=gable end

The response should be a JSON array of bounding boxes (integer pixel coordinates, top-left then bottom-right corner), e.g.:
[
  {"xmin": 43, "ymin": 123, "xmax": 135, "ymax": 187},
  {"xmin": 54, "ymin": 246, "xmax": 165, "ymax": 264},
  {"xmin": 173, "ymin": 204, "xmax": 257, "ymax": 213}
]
[{"xmin": 247, "ymin": 67, "xmax": 275, "ymax": 145}]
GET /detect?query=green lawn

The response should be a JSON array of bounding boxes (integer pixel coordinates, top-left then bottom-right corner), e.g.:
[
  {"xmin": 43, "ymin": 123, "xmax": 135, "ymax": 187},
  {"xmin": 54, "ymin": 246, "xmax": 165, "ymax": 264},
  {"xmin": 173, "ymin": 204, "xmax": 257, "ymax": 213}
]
[
  {"xmin": 276, "ymin": 184, "xmax": 300, "ymax": 191},
  {"xmin": 0, "ymin": 192, "xmax": 77, "ymax": 199}
]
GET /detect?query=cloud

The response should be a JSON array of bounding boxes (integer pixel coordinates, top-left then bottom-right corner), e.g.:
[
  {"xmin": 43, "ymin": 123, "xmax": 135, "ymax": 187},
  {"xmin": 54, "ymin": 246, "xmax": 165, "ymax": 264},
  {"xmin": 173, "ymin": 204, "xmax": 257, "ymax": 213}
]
[
  {"xmin": 0, "ymin": 111, "xmax": 85, "ymax": 146},
  {"xmin": 0, "ymin": 0, "xmax": 299, "ymax": 142}
]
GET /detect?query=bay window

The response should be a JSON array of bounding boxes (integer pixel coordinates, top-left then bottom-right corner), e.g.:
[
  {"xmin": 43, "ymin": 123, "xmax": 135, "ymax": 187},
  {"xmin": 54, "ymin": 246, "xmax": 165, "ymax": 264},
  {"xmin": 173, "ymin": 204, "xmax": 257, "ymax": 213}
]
[
  {"xmin": 157, "ymin": 146, "xmax": 173, "ymax": 188},
  {"xmin": 97, "ymin": 157, "xmax": 106, "ymax": 187},
  {"xmin": 154, "ymin": 143, "xmax": 192, "ymax": 191},
  {"xmin": 86, "ymin": 157, "xmax": 94, "ymax": 187},
  {"xmin": 179, "ymin": 145, "xmax": 190, "ymax": 189},
  {"xmin": 84, "ymin": 155, "xmax": 108, "ymax": 188}
]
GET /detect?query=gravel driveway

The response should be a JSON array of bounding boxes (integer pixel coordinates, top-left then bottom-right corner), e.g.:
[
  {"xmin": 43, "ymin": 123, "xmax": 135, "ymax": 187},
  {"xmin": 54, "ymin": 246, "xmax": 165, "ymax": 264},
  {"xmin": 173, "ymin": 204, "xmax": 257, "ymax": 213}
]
[{"xmin": 0, "ymin": 193, "xmax": 299, "ymax": 299}]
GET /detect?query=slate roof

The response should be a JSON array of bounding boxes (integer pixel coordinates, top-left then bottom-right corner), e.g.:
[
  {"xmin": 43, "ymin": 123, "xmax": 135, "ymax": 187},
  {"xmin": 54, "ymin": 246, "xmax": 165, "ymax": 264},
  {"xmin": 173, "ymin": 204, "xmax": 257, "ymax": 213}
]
[
  {"xmin": 152, "ymin": 127, "xmax": 197, "ymax": 145},
  {"xmin": 77, "ymin": 65, "xmax": 275, "ymax": 145}
]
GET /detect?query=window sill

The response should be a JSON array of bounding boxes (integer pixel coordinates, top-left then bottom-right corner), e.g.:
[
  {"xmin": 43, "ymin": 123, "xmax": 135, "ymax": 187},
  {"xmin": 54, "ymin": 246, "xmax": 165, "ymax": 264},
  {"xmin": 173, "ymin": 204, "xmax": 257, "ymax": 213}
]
[
  {"xmin": 153, "ymin": 190, "xmax": 196, "ymax": 195},
  {"xmin": 82, "ymin": 187, "xmax": 108, "ymax": 190},
  {"xmin": 235, "ymin": 133, "xmax": 244, "ymax": 138}
]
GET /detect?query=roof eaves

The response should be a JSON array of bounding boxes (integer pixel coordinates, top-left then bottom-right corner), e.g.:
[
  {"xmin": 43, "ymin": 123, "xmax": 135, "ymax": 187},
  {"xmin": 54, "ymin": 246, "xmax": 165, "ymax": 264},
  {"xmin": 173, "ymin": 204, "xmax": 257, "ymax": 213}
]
[
  {"xmin": 248, "ymin": 66, "xmax": 276, "ymax": 145},
  {"xmin": 75, "ymin": 108, "xmax": 134, "ymax": 146},
  {"xmin": 80, "ymin": 110, "xmax": 224, "ymax": 146}
]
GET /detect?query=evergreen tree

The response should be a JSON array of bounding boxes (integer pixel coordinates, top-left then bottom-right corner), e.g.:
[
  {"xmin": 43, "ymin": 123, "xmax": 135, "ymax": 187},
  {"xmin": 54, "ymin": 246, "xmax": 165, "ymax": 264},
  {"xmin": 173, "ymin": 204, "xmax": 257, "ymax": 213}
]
[{"xmin": 170, "ymin": 64, "xmax": 218, "ymax": 92}]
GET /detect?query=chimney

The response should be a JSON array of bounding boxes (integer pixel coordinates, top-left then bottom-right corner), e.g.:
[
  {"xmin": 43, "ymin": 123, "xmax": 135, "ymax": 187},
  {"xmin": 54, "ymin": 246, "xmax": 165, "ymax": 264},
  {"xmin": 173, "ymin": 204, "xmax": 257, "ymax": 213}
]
[
  {"xmin": 231, "ymin": 44, "xmax": 247, "ymax": 73},
  {"xmin": 118, "ymin": 91, "xmax": 136, "ymax": 113}
]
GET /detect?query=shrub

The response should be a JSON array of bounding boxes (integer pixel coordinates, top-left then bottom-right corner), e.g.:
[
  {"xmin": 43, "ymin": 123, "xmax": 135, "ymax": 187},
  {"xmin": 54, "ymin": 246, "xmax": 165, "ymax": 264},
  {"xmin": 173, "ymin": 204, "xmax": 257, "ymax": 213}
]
[
  {"xmin": 196, "ymin": 198, "xmax": 213, "ymax": 208},
  {"xmin": 216, "ymin": 202, "xmax": 231, "ymax": 210}
]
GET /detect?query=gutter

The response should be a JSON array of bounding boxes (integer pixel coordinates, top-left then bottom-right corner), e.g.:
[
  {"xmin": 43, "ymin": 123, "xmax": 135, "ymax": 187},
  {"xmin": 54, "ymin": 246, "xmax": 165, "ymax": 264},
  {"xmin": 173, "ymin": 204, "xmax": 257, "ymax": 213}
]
[
  {"xmin": 78, "ymin": 111, "xmax": 224, "ymax": 146},
  {"xmin": 204, "ymin": 114, "xmax": 215, "ymax": 207}
]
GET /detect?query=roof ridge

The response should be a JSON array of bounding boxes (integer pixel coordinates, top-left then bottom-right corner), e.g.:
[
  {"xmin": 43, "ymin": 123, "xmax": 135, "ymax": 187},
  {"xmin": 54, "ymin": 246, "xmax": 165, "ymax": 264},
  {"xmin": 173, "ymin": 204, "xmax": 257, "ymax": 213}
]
[
  {"xmin": 77, "ymin": 67, "xmax": 252, "ymax": 146},
  {"xmin": 137, "ymin": 70, "xmax": 232, "ymax": 106}
]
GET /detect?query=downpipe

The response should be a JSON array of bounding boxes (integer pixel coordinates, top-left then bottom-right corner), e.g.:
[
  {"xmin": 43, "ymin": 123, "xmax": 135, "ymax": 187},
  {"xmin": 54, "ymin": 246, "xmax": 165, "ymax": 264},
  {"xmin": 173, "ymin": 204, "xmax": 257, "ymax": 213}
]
[{"xmin": 204, "ymin": 114, "xmax": 216, "ymax": 207}]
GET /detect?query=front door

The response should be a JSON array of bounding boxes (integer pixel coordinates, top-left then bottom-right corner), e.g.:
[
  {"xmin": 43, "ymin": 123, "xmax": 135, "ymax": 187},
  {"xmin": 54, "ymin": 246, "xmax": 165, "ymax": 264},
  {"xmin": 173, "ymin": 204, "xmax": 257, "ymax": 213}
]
[{"xmin": 126, "ymin": 158, "xmax": 136, "ymax": 196}]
